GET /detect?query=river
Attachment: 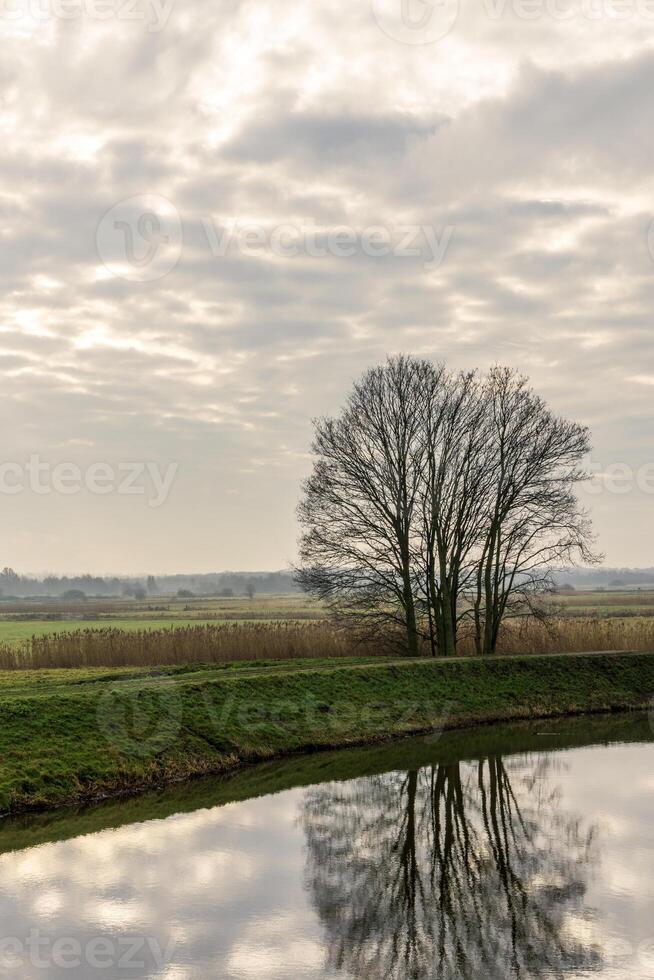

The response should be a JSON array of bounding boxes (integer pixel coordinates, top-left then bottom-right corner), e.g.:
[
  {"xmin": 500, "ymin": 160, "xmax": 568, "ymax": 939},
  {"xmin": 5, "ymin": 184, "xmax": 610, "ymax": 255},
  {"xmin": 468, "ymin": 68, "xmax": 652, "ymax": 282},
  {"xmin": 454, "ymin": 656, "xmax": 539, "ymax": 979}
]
[{"xmin": 0, "ymin": 713, "xmax": 652, "ymax": 978}]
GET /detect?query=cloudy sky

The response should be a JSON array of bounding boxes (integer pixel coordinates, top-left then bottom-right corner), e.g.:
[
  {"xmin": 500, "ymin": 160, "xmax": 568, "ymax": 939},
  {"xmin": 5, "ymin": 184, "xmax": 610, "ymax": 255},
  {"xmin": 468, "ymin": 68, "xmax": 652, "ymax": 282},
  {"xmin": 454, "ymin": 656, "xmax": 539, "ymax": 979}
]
[{"xmin": 1, "ymin": 0, "xmax": 653, "ymax": 573}]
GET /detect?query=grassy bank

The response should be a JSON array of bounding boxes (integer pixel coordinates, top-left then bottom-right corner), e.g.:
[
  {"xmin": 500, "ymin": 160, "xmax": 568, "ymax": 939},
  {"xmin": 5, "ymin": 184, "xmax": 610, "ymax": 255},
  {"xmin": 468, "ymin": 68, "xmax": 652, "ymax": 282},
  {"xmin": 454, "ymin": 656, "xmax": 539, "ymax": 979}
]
[
  {"xmin": 1, "ymin": 709, "xmax": 650, "ymax": 856},
  {"xmin": 0, "ymin": 650, "xmax": 653, "ymax": 815}
]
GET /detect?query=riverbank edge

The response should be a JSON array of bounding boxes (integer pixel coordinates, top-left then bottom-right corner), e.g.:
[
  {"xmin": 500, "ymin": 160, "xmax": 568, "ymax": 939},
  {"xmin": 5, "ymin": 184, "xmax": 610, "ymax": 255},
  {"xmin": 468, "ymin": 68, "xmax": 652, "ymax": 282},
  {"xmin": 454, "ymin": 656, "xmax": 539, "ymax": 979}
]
[
  {"xmin": 1, "ymin": 709, "xmax": 651, "ymax": 855},
  {"xmin": 2, "ymin": 650, "xmax": 654, "ymax": 816}
]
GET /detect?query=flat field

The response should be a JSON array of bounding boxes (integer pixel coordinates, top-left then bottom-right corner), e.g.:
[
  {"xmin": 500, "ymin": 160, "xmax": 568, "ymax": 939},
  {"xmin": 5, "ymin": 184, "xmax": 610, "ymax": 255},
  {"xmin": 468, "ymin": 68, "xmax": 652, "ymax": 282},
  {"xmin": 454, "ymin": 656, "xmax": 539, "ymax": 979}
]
[
  {"xmin": 0, "ymin": 594, "xmax": 322, "ymax": 646},
  {"xmin": 0, "ymin": 590, "xmax": 653, "ymax": 665},
  {"xmin": 2, "ymin": 588, "xmax": 653, "ymax": 642},
  {"xmin": 553, "ymin": 589, "xmax": 654, "ymax": 617}
]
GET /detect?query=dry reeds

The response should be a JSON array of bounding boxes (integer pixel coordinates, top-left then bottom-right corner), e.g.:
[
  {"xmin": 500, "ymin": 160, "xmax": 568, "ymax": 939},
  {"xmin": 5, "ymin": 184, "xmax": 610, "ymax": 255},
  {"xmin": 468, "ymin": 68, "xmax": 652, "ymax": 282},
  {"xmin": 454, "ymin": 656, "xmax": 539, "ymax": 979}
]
[
  {"xmin": 0, "ymin": 616, "xmax": 652, "ymax": 671},
  {"xmin": 462, "ymin": 617, "xmax": 654, "ymax": 657},
  {"xmin": 0, "ymin": 622, "xmax": 366, "ymax": 670}
]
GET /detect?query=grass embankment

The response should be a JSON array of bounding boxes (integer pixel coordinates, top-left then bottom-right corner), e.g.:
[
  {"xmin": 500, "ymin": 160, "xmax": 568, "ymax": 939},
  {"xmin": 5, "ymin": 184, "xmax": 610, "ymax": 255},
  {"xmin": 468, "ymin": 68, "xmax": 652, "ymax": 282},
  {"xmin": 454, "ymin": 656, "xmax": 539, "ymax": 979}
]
[
  {"xmin": 1, "ymin": 710, "xmax": 650, "ymax": 855},
  {"xmin": 0, "ymin": 650, "xmax": 653, "ymax": 815}
]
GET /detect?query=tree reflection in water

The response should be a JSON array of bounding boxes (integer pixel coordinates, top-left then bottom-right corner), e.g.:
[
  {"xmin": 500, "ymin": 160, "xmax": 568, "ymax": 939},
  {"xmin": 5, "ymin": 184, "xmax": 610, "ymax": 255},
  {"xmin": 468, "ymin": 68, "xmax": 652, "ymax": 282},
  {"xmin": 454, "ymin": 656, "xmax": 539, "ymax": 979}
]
[{"xmin": 303, "ymin": 753, "xmax": 600, "ymax": 979}]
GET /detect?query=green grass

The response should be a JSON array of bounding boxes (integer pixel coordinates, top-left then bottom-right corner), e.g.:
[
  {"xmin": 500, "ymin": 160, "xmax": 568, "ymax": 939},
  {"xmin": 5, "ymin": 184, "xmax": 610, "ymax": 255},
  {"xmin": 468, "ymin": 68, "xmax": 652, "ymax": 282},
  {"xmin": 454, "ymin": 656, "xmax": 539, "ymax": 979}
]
[
  {"xmin": 1, "ymin": 709, "xmax": 650, "ymax": 856},
  {"xmin": 555, "ymin": 590, "xmax": 654, "ymax": 614},
  {"xmin": 0, "ymin": 651, "xmax": 652, "ymax": 815},
  {"xmin": 0, "ymin": 618, "xmax": 288, "ymax": 645}
]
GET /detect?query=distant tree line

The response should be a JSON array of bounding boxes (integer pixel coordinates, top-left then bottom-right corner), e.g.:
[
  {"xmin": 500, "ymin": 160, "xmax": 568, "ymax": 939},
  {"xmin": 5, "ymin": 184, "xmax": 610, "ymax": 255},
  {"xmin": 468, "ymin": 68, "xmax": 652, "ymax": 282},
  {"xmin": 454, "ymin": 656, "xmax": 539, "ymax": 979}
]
[
  {"xmin": 0, "ymin": 568, "xmax": 300, "ymax": 599},
  {"xmin": 298, "ymin": 356, "xmax": 599, "ymax": 656},
  {"xmin": 552, "ymin": 567, "xmax": 654, "ymax": 589}
]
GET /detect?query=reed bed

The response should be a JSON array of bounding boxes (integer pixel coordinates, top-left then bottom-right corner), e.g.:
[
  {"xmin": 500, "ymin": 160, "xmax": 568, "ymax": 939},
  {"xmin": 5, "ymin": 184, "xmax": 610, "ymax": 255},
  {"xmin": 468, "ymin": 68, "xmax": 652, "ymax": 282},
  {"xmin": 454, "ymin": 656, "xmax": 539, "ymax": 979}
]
[
  {"xmin": 476, "ymin": 616, "xmax": 654, "ymax": 657},
  {"xmin": 0, "ymin": 616, "xmax": 652, "ymax": 670},
  {"xmin": 0, "ymin": 622, "xmax": 365, "ymax": 670}
]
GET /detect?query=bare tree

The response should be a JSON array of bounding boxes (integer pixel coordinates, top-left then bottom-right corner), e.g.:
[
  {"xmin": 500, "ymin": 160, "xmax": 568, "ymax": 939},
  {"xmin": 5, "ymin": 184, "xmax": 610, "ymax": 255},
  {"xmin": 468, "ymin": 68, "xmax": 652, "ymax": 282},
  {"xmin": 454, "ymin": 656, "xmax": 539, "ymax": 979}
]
[{"xmin": 297, "ymin": 356, "xmax": 598, "ymax": 656}]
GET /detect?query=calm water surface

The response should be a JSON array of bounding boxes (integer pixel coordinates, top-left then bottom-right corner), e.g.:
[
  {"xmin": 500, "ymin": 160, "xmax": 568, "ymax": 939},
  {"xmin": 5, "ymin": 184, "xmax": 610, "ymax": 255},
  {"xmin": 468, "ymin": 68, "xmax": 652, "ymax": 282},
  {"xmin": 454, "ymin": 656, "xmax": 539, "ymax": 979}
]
[{"xmin": 0, "ymin": 715, "xmax": 653, "ymax": 979}]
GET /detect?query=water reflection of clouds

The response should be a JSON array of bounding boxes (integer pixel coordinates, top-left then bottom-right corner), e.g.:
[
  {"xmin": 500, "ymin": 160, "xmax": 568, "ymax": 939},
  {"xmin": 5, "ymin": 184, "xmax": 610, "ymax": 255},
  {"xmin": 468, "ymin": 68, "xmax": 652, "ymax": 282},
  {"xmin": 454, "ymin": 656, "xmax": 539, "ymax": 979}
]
[
  {"xmin": 0, "ymin": 790, "xmax": 336, "ymax": 979},
  {"xmin": 227, "ymin": 914, "xmax": 327, "ymax": 979},
  {"xmin": 0, "ymin": 743, "xmax": 651, "ymax": 978},
  {"xmin": 557, "ymin": 744, "xmax": 654, "ymax": 978}
]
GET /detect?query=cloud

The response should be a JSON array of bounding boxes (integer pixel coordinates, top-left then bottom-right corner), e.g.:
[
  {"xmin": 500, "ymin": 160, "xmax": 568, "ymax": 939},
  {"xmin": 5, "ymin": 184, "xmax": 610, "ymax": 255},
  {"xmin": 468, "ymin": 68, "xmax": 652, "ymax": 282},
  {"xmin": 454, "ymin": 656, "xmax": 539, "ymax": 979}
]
[
  {"xmin": 223, "ymin": 107, "xmax": 443, "ymax": 166},
  {"xmin": 0, "ymin": 0, "xmax": 652, "ymax": 570}
]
